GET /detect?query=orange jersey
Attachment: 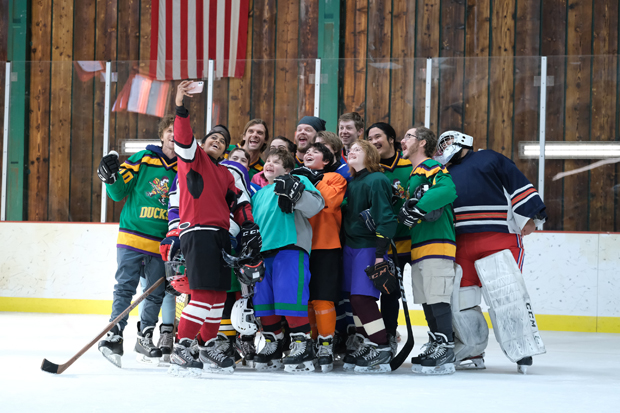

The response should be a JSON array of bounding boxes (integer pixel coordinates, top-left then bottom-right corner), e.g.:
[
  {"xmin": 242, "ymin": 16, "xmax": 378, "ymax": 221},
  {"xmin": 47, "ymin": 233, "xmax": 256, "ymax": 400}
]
[{"xmin": 309, "ymin": 172, "xmax": 347, "ymax": 250}]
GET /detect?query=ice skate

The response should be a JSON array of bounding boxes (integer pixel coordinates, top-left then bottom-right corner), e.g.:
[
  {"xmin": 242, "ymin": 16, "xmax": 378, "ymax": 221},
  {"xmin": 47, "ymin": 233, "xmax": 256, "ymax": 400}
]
[
  {"xmin": 455, "ymin": 353, "xmax": 486, "ymax": 370},
  {"xmin": 283, "ymin": 332, "xmax": 316, "ymax": 373},
  {"xmin": 411, "ymin": 332, "xmax": 437, "ymax": 365},
  {"xmin": 333, "ymin": 325, "xmax": 356, "ymax": 361},
  {"xmin": 157, "ymin": 324, "xmax": 174, "ymax": 364},
  {"xmin": 387, "ymin": 333, "xmax": 398, "ymax": 357},
  {"xmin": 517, "ymin": 356, "xmax": 532, "ymax": 374},
  {"xmin": 135, "ymin": 322, "xmax": 163, "ymax": 365},
  {"xmin": 354, "ymin": 340, "xmax": 392, "ymax": 374},
  {"xmin": 236, "ymin": 334, "xmax": 257, "ymax": 368},
  {"xmin": 254, "ymin": 332, "xmax": 283, "ymax": 371},
  {"xmin": 98, "ymin": 324, "xmax": 123, "ymax": 368},
  {"xmin": 412, "ymin": 333, "xmax": 455, "ymax": 375},
  {"xmin": 316, "ymin": 335, "xmax": 334, "ymax": 373},
  {"xmin": 199, "ymin": 334, "xmax": 236, "ymax": 374},
  {"xmin": 168, "ymin": 338, "xmax": 203, "ymax": 377},
  {"xmin": 343, "ymin": 334, "xmax": 368, "ymax": 371}
]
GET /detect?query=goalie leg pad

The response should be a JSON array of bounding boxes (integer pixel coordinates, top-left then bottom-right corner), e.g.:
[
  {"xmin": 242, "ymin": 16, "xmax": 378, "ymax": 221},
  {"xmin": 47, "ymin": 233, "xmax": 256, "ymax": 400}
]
[
  {"xmin": 452, "ymin": 305, "xmax": 489, "ymax": 363},
  {"xmin": 475, "ymin": 250, "xmax": 546, "ymax": 363}
]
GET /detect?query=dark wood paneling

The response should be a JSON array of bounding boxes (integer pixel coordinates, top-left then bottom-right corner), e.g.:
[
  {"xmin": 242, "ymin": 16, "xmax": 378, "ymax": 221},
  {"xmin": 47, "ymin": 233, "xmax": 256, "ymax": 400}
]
[
  {"xmin": 415, "ymin": 0, "xmax": 440, "ymax": 129},
  {"xmin": 250, "ymin": 0, "xmax": 276, "ymax": 137},
  {"xmin": 463, "ymin": 0, "xmax": 490, "ymax": 148},
  {"xmin": 389, "ymin": 0, "xmax": 416, "ymax": 138},
  {"xmin": 274, "ymin": 0, "xmax": 300, "ymax": 138},
  {"xmin": 589, "ymin": 0, "xmax": 618, "ymax": 231},
  {"xmin": 298, "ymin": 0, "xmax": 318, "ymax": 120},
  {"xmin": 364, "ymin": 0, "xmax": 391, "ymax": 126},
  {"xmin": 487, "ymin": 0, "xmax": 516, "ymax": 156},
  {"xmin": 341, "ymin": 0, "xmax": 367, "ymax": 119},
  {"xmin": 48, "ymin": 0, "xmax": 74, "ymax": 222},
  {"xmin": 563, "ymin": 1, "xmax": 592, "ymax": 232},
  {"xmin": 438, "ymin": 0, "xmax": 465, "ymax": 133},
  {"xmin": 28, "ymin": 0, "xmax": 53, "ymax": 221},
  {"xmin": 70, "ymin": 0, "xmax": 96, "ymax": 222}
]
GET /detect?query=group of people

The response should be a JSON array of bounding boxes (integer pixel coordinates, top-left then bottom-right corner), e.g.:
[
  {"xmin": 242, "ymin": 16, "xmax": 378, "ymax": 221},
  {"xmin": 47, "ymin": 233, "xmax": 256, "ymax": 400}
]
[{"xmin": 96, "ymin": 81, "xmax": 547, "ymax": 376}]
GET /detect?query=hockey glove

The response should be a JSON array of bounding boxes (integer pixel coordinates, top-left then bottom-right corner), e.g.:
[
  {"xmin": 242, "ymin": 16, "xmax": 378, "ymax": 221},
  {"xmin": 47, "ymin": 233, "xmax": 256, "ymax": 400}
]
[
  {"xmin": 159, "ymin": 229, "xmax": 181, "ymax": 262},
  {"xmin": 359, "ymin": 209, "xmax": 377, "ymax": 233},
  {"xmin": 274, "ymin": 174, "xmax": 305, "ymax": 203},
  {"xmin": 365, "ymin": 259, "xmax": 399, "ymax": 295},
  {"xmin": 277, "ymin": 196, "xmax": 295, "ymax": 214},
  {"xmin": 97, "ymin": 152, "xmax": 120, "ymax": 184},
  {"xmin": 398, "ymin": 199, "xmax": 427, "ymax": 228},
  {"xmin": 291, "ymin": 166, "xmax": 323, "ymax": 186},
  {"xmin": 239, "ymin": 221, "xmax": 262, "ymax": 257}
]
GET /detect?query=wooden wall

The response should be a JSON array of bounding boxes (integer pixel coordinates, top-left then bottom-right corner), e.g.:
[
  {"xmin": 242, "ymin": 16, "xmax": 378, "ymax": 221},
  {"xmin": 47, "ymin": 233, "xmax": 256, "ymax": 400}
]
[{"xmin": 1, "ymin": 0, "xmax": 618, "ymax": 231}]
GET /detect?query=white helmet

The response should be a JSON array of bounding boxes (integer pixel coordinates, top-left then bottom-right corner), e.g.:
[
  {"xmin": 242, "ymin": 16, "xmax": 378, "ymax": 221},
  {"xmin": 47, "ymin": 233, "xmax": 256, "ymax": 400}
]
[
  {"xmin": 231, "ymin": 298, "xmax": 258, "ymax": 335},
  {"xmin": 434, "ymin": 131, "xmax": 473, "ymax": 165}
]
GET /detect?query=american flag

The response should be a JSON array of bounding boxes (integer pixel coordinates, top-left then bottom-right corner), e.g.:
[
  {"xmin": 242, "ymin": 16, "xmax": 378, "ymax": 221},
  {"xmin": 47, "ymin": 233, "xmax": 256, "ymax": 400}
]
[{"xmin": 149, "ymin": 0, "xmax": 249, "ymax": 80}]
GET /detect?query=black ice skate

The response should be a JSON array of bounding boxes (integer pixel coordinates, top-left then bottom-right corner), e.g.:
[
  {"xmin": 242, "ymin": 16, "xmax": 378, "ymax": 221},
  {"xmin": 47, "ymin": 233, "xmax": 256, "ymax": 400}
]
[
  {"xmin": 168, "ymin": 338, "xmax": 204, "ymax": 377},
  {"xmin": 411, "ymin": 331, "xmax": 438, "ymax": 365},
  {"xmin": 199, "ymin": 334, "xmax": 236, "ymax": 374},
  {"xmin": 316, "ymin": 335, "xmax": 334, "ymax": 373},
  {"xmin": 455, "ymin": 353, "xmax": 486, "ymax": 370},
  {"xmin": 517, "ymin": 356, "xmax": 533, "ymax": 375},
  {"xmin": 333, "ymin": 325, "xmax": 356, "ymax": 360},
  {"xmin": 254, "ymin": 332, "xmax": 283, "ymax": 371},
  {"xmin": 98, "ymin": 324, "xmax": 123, "ymax": 368},
  {"xmin": 157, "ymin": 324, "xmax": 174, "ymax": 364},
  {"xmin": 135, "ymin": 322, "xmax": 163, "ymax": 365},
  {"xmin": 354, "ymin": 340, "xmax": 393, "ymax": 374},
  {"xmin": 236, "ymin": 334, "xmax": 257, "ymax": 368},
  {"xmin": 283, "ymin": 332, "xmax": 316, "ymax": 373},
  {"xmin": 343, "ymin": 333, "xmax": 367, "ymax": 371},
  {"xmin": 412, "ymin": 332, "xmax": 456, "ymax": 375}
]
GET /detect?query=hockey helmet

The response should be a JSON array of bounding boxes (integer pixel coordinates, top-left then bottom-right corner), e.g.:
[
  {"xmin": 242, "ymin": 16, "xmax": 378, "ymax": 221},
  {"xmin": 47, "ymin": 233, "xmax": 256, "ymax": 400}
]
[
  {"xmin": 164, "ymin": 252, "xmax": 191, "ymax": 295},
  {"xmin": 231, "ymin": 298, "xmax": 259, "ymax": 335},
  {"xmin": 435, "ymin": 131, "xmax": 473, "ymax": 165},
  {"xmin": 236, "ymin": 259, "xmax": 265, "ymax": 286}
]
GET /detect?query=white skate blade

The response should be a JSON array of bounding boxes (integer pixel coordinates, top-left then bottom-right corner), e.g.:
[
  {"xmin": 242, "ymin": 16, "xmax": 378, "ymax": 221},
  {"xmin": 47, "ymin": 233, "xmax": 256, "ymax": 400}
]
[
  {"xmin": 99, "ymin": 348, "xmax": 122, "ymax": 368},
  {"xmin": 455, "ymin": 357, "xmax": 485, "ymax": 370},
  {"xmin": 342, "ymin": 362, "xmax": 356, "ymax": 371},
  {"xmin": 284, "ymin": 360, "xmax": 316, "ymax": 373},
  {"xmin": 160, "ymin": 354, "xmax": 171, "ymax": 364},
  {"xmin": 167, "ymin": 363, "xmax": 202, "ymax": 377},
  {"xmin": 202, "ymin": 364, "xmax": 235, "ymax": 375},
  {"xmin": 135, "ymin": 353, "xmax": 162, "ymax": 365},
  {"xmin": 412, "ymin": 363, "xmax": 456, "ymax": 375},
  {"xmin": 320, "ymin": 363, "xmax": 334, "ymax": 373},
  {"xmin": 254, "ymin": 360, "xmax": 283, "ymax": 371},
  {"xmin": 354, "ymin": 363, "xmax": 391, "ymax": 374},
  {"xmin": 517, "ymin": 365, "xmax": 528, "ymax": 375}
]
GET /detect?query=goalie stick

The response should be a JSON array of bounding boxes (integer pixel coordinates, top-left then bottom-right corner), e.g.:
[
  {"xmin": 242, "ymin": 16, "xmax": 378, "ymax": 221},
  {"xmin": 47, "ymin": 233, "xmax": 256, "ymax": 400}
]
[
  {"xmin": 389, "ymin": 240, "xmax": 414, "ymax": 371},
  {"xmin": 41, "ymin": 277, "xmax": 165, "ymax": 375}
]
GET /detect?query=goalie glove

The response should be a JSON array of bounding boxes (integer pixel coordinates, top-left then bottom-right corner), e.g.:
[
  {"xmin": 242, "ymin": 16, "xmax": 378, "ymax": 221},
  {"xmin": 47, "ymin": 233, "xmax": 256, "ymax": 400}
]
[
  {"xmin": 159, "ymin": 229, "xmax": 181, "ymax": 262},
  {"xmin": 364, "ymin": 259, "xmax": 399, "ymax": 295},
  {"xmin": 398, "ymin": 199, "xmax": 427, "ymax": 228},
  {"xmin": 274, "ymin": 174, "xmax": 305, "ymax": 203},
  {"xmin": 291, "ymin": 166, "xmax": 323, "ymax": 186},
  {"xmin": 97, "ymin": 152, "xmax": 120, "ymax": 184},
  {"xmin": 239, "ymin": 221, "xmax": 262, "ymax": 257}
]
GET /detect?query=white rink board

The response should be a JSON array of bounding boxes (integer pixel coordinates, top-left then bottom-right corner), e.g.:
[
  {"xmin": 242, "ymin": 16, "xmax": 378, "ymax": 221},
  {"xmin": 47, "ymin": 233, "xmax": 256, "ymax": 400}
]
[{"xmin": 1, "ymin": 222, "xmax": 620, "ymax": 318}]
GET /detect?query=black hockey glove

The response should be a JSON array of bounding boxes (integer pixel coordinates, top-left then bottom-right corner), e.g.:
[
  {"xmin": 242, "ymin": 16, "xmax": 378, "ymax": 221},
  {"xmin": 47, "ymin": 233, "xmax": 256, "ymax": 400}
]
[
  {"xmin": 159, "ymin": 229, "xmax": 181, "ymax": 262},
  {"xmin": 97, "ymin": 152, "xmax": 120, "ymax": 184},
  {"xmin": 274, "ymin": 174, "xmax": 305, "ymax": 203},
  {"xmin": 277, "ymin": 196, "xmax": 295, "ymax": 214},
  {"xmin": 398, "ymin": 199, "xmax": 427, "ymax": 228},
  {"xmin": 365, "ymin": 259, "xmax": 399, "ymax": 295},
  {"xmin": 239, "ymin": 221, "xmax": 262, "ymax": 257},
  {"xmin": 291, "ymin": 166, "xmax": 323, "ymax": 186}
]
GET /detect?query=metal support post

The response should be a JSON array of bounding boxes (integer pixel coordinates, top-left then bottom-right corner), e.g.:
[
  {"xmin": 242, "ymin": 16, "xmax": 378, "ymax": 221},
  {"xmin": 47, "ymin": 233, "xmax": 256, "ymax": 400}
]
[
  {"xmin": 537, "ymin": 57, "xmax": 547, "ymax": 230},
  {"xmin": 206, "ymin": 60, "xmax": 214, "ymax": 133},
  {"xmin": 314, "ymin": 59, "xmax": 321, "ymax": 117},
  {"xmin": 100, "ymin": 61, "xmax": 113, "ymax": 223},
  {"xmin": 424, "ymin": 58, "xmax": 432, "ymax": 128},
  {"xmin": 1, "ymin": 62, "xmax": 12, "ymax": 221}
]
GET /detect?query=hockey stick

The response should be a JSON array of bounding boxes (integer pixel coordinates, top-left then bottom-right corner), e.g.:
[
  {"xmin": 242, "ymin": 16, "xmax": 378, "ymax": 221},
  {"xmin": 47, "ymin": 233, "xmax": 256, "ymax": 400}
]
[
  {"xmin": 41, "ymin": 277, "xmax": 165, "ymax": 375},
  {"xmin": 389, "ymin": 240, "xmax": 414, "ymax": 371}
]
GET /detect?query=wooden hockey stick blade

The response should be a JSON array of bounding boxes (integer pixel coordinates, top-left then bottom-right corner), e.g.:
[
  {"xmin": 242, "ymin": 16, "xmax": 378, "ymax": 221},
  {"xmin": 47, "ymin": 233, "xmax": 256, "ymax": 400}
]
[{"xmin": 40, "ymin": 277, "xmax": 165, "ymax": 375}]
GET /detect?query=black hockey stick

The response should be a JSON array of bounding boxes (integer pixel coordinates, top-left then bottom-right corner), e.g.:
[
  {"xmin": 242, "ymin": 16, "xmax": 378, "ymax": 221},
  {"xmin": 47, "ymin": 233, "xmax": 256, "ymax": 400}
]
[
  {"xmin": 41, "ymin": 277, "xmax": 165, "ymax": 375},
  {"xmin": 389, "ymin": 240, "xmax": 414, "ymax": 371}
]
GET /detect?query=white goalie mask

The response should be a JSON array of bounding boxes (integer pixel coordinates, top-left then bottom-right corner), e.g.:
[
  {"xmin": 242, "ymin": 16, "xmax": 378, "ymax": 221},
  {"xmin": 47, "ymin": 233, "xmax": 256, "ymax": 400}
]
[
  {"xmin": 434, "ymin": 131, "xmax": 474, "ymax": 165},
  {"xmin": 231, "ymin": 298, "xmax": 258, "ymax": 335}
]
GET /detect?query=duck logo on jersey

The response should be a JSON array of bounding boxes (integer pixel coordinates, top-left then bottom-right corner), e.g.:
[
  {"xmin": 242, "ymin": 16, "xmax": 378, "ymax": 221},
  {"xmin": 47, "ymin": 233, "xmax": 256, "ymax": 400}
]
[
  {"xmin": 146, "ymin": 176, "xmax": 170, "ymax": 205},
  {"xmin": 391, "ymin": 178, "xmax": 406, "ymax": 204}
]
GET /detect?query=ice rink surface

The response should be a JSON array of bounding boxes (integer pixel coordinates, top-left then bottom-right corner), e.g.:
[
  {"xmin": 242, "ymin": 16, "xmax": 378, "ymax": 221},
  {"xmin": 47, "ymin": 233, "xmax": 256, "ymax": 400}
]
[{"xmin": 2, "ymin": 312, "xmax": 619, "ymax": 413}]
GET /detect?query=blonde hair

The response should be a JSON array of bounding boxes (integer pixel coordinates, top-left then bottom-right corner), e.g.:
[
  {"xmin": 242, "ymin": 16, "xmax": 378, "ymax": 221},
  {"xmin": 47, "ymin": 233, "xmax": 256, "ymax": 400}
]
[{"xmin": 348, "ymin": 140, "xmax": 382, "ymax": 178}]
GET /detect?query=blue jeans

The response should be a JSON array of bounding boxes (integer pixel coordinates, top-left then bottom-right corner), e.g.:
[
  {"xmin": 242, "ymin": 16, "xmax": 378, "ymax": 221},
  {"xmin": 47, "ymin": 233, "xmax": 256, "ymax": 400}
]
[
  {"xmin": 110, "ymin": 248, "xmax": 165, "ymax": 331},
  {"xmin": 139, "ymin": 277, "xmax": 176, "ymax": 325}
]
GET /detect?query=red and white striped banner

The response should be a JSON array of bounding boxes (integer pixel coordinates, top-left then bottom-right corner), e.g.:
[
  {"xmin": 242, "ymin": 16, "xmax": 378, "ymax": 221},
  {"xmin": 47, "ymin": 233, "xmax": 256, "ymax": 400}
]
[{"xmin": 149, "ymin": 0, "xmax": 249, "ymax": 80}]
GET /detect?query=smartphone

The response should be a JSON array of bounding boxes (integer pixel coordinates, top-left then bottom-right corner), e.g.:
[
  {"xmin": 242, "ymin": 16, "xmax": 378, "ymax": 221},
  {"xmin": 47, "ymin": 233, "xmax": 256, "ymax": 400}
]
[{"xmin": 186, "ymin": 81, "xmax": 204, "ymax": 94}]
